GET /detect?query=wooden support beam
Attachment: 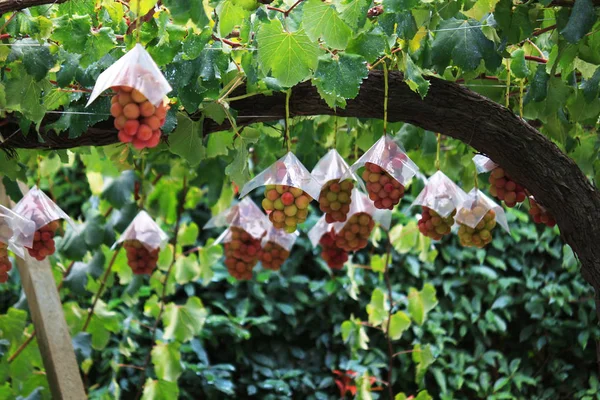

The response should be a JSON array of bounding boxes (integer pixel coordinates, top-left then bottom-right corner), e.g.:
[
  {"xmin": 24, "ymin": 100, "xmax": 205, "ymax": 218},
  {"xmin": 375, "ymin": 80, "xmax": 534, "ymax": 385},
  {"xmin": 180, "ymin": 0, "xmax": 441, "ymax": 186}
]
[{"xmin": 0, "ymin": 184, "xmax": 86, "ymax": 400}]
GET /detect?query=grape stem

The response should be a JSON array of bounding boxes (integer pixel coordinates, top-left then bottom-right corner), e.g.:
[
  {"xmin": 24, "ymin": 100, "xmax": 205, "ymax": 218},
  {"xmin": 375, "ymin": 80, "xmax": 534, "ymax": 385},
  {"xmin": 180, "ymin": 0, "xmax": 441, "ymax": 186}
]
[
  {"xmin": 133, "ymin": 177, "xmax": 188, "ymax": 400},
  {"xmin": 82, "ymin": 249, "xmax": 121, "ymax": 332}
]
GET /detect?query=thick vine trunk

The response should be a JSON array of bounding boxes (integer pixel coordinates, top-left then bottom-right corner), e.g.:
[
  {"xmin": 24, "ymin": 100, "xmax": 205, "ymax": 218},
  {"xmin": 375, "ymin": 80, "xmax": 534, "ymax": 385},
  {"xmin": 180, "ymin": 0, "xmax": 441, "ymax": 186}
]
[
  {"xmin": 0, "ymin": 0, "xmax": 67, "ymax": 14},
  {"xmin": 3, "ymin": 71, "xmax": 600, "ymax": 291}
]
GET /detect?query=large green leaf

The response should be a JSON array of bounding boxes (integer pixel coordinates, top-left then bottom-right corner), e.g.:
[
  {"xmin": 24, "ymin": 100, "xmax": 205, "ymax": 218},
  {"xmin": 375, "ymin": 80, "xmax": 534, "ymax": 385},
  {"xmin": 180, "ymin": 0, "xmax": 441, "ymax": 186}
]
[
  {"xmin": 303, "ymin": 0, "xmax": 353, "ymax": 49},
  {"xmin": 408, "ymin": 284, "xmax": 438, "ymax": 325},
  {"xmin": 561, "ymin": 0, "xmax": 597, "ymax": 44},
  {"xmin": 313, "ymin": 53, "xmax": 368, "ymax": 108},
  {"xmin": 412, "ymin": 344, "xmax": 435, "ymax": 384},
  {"xmin": 388, "ymin": 311, "xmax": 411, "ymax": 340},
  {"xmin": 257, "ymin": 19, "xmax": 321, "ymax": 87},
  {"xmin": 152, "ymin": 342, "xmax": 183, "ymax": 382},
  {"xmin": 162, "ymin": 296, "xmax": 207, "ymax": 342},
  {"xmin": 141, "ymin": 379, "xmax": 179, "ymax": 400},
  {"xmin": 169, "ymin": 113, "xmax": 206, "ymax": 166},
  {"xmin": 225, "ymin": 127, "xmax": 260, "ymax": 187},
  {"xmin": 431, "ymin": 18, "xmax": 502, "ymax": 72}
]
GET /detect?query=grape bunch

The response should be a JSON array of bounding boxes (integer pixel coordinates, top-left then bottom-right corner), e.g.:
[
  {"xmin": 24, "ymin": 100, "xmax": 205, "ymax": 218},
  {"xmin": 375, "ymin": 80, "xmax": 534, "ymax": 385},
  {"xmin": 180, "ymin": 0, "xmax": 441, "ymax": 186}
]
[
  {"xmin": 261, "ymin": 185, "xmax": 312, "ymax": 233},
  {"xmin": 319, "ymin": 179, "xmax": 354, "ymax": 223},
  {"xmin": 418, "ymin": 207, "xmax": 455, "ymax": 241},
  {"xmin": 529, "ymin": 198, "xmax": 556, "ymax": 227},
  {"xmin": 27, "ymin": 221, "xmax": 60, "ymax": 261},
  {"xmin": 319, "ymin": 231, "xmax": 349, "ymax": 270},
  {"xmin": 457, "ymin": 208, "xmax": 496, "ymax": 248},
  {"xmin": 111, "ymin": 86, "xmax": 169, "ymax": 150},
  {"xmin": 123, "ymin": 240, "xmax": 159, "ymax": 275},
  {"xmin": 488, "ymin": 167, "xmax": 526, "ymax": 208},
  {"xmin": 223, "ymin": 227, "xmax": 262, "ymax": 280},
  {"xmin": 0, "ymin": 220, "xmax": 13, "ymax": 283},
  {"xmin": 334, "ymin": 212, "xmax": 375, "ymax": 252},
  {"xmin": 258, "ymin": 241, "xmax": 290, "ymax": 271},
  {"xmin": 362, "ymin": 163, "xmax": 405, "ymax": 210}
]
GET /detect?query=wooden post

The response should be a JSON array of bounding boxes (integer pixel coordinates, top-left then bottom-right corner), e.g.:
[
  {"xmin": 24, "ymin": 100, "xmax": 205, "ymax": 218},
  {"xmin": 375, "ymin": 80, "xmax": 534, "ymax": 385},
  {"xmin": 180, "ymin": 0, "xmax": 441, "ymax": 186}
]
[{"xmin": 0, "ymin": 184, "xmax": 86, "ymax": 400}]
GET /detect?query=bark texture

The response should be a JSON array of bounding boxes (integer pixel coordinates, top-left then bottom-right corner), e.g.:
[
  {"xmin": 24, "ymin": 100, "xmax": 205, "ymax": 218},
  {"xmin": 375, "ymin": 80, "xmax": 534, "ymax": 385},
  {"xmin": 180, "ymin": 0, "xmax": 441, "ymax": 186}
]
[
  {"xmin": 0, "ymin": 0, "xmax": 67, "ymax": 14},
  {"xmin": 2, "ymin": 71, "xmax": 600, "ymax": 291}
]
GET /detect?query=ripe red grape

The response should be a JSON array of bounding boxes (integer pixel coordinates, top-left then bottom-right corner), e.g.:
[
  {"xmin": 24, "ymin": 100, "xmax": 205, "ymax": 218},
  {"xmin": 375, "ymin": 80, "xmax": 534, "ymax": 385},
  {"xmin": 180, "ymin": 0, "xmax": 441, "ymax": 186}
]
[
  {"xmin": 319, "ymin": 179, "xmax": 354, "ymax": 223},
  {"xmin": 262, "ymin": 184, "xmax": 312, "ymax": 233},
  {"xmin": 418, "ymin": 207, "xmax": 455, "ymax": 241},
  {"xmin": 123, "ymin": 239, "xmax": 160, "ymax": 275},
  {"xmin": 223, "ymin": 227, "xmax": 262, "ymax": 280},
  {"xmin": 488, "ymin": 167, "xmax": 526, "ymax": 207},
  {"xmin": 27, "ymin": 220, "xmax": 60, "ymax": 261},
  {"xmin": 362, "ymin": 162, "xmax": 404, "ymax": 210},
  {"xmin": 334, "ymin": 212, "xmax": 375, "ymax": 252},
  {"xmin": 319, "ymin": 230, "xmax": 349, "ymax": 270},
  {"xmin": 258, "ymin": 241, "xmax": 290, "ymax": 271},
  {"xmin": 529, "ymin": 198, "xmax": 556, "ymax": 227}
]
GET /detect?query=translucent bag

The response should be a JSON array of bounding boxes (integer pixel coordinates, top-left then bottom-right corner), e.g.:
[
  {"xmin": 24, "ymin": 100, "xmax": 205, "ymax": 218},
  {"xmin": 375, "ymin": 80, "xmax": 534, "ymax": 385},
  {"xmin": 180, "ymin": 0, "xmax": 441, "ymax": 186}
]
[
  {"xmin": 204, "ymin": 197, "xmax": 269, "ymax": 241},
  {"xmin": 258, "ymin": 227, "xmax": 298, "ymax": 271},
  {"xmin": 343, "ymin": 135, "xmax": 418, "ymax": 210},
  {"xmin": 13, "ymin": 186, "xmax": 75, "ymax": 231},
  {"xmin": 333, "ymin": 189, "xmax": 392, "ymax": 233},
  {"xmin": 308, "ymin": 215, "xmax": 333, "ymax": 248},
  {"xmin": 86, "ymin": 43, "xmax": 172, "ymax": 107},
  {"xmin": 412, "ymin": 171, "xmax": 467, "ymax": 218},
  {"xmin": 0, "ymin": 205, "xmax": 36, "ymax": 258},
  {"xmin": 456, "ymin": 188, "xmax": 509, "ymax": 248},
  {"xmin": 114, "ymin": 210, "xmax": 169, "ymax": 252},
  {"xmin": 240, "ymin": 152, "xmax": 321, "ymax": 233},
  {"xmin": 312, "ymin": 149, "xmax": 362, "ymax": 223},
  {"xmin": 261, "ymin": 226, "xmax": 298, "ymax": 252},
  {"xmin": 308, "ymin": 215, "xmax": 348, "ymax": 270},
  {"xmin": 472, "ymin": 154, "xmax": 498, "ymax": 174}
]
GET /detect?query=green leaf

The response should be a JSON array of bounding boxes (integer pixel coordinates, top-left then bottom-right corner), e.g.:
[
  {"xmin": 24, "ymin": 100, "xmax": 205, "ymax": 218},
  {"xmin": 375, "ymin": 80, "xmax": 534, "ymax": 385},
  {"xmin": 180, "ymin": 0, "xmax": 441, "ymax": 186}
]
[
  {"xmin": 0, "ymin": 308, "xmax": 28, "ymax": 346},
  {"xmin": 388, "ymin": 311, "xmax": 411, "ymax": 340},
  {"xmin": 178, "ymin": 222, "xmax": 199, "ymax": 247},
  {"xmin": 130, "ymin": 0, "xmax": 157, "ymax": 15},
  {"xmin": 207, "ymin": 130, "xmax": 234, "ymax": 158},
  {"xmin": 152, "ymin": 342, "xmax": 183, "ymax": 382},
  {"xmin": 383, "ymin": 0, "xmax": 418, "ymax": 12},
  {"xmin": 313, "ymin": 54, "xmax": 368, "ymax": 108},
  {"xmin": 51, "ymin": 15, "xmax": 92, "ymax": 53},
  {"xmin": 101, "ymin": 170, "xmax": 135, "ymax": 208},
  {"xmin": 257, "ymin": 20, "xmax": 320, "ymax": 87},
  {"xmin": 338, "ymin": 0, "xmax": 370, "ymax": 30},
  {"xmin": 431, "ymin": 18, "xmax": 502, "ymax": 72},
  {"xmin": 87, "ymin": 300, "xmax": 122, "ymax": 350},
  {"xmin": 583, "ymin": 67, "xmax": 600, "ymax": 102},
  {"xmin": 173, "ymin": 254, "xmax": 201, "ymax": 284},
  {"xmin": 370, "ymin": 254, "xmax": 386, "ymax": 273},
  {"xmin": 561, "ymin": 0, "xmax": 597, "ymax": 44},
  {"xmin": 366, "ymin": 288, "xmax": 387, "ymax": 327},
  {"xmin": 510, "ymin": 49, "xmax": 529, "ymax": 79},
  {"xmin": 5, "ymin": 73, "xmax": 49, "ymax": 125},
  {"xmin": 169, "ymin": 113, "xmax": 206, "ymax": 166},
  {"xmin": 225, "ymin": 127, "xmax": 260, "ymax": 187},
  {"xmin": 346, "ymin": 31, "xmax": 387, "ymax": 63},
  {"xmin": 163, "ymin": 0, "xmax": 208, "ymax": 26},
  {"xmin": 412, "ymin": 344, "xmax": 435, "ymax": 384},
  {"xmin": 141, "ymin": 379, "xmax": 179, "ymax": 400},
  {"xmin": 22, "ymin": 45, "xmax": 55, "ymax": 81},
  {"xmin": 408, "ymin": 284, "xmax": 438, "ymax": 325},
  {"xmin": 198, "ymin": 240, "xmax": 222, "ymax": 285},
  {"xmin": 524, "ymin": 64, "xmax": 549, "ymax": 104},
  {"xmin": 203, "ymin": 101, "xmax": 227, "ymax": 125},
  {"xmin": 162, "ymin": 297, "xmax": 207, "ymax": 343},
  {"xmin": 303, "ymin": 0, "xmax": 352, "ymax": 49},
  {"xmin": 403, "ymin": 53, "xmax": 430, "ymax": 98},
  {"xmin": 216, "ymin": 0, "xmax": 250, "ymax": 37},
  {"xmin": 389, "ymin": 220, "xmax": 419, "ymax": 254},
  {"xmin": 80, "ymin": 27, "xmax": 117, "ymax": 67}
]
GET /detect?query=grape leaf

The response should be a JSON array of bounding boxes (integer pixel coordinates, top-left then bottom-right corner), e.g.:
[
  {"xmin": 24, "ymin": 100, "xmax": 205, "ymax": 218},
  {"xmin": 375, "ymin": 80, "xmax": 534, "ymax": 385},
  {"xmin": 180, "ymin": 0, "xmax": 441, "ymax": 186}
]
[
  {"xmin": 216, "ymin": 0, "xmax": 250, "ymax": 37},
  {"xmin": 225, "ymin": 127, "xmax": 260, "ymax": 187},
  {"xmin": 130, "ymin": 0, "xmax": 157, "ymax": 15},
  {"xmin": 338, "ymin": 0, "xmax": 370, "ymax": 30},
  {"xmin": 163, "ymin": 0, "xmax": 208, "ymax": 26},
  {"xmin": 162, "ymin": 297, "xmax": 207, "ymax": 342},
  {"xmin": 431, "ymin": 18, "xmax": 502, "ymax": 72},
  {"xmin": 388, "ymin": 311, "xmax": 411, "ymax": 340},
  {"xmin": 169, "ymin": 113, "xmax": 206, "ymax": 166},
  {"xmin": 101, "ymin": 170, "xmax": 135, "ymax": 208},
  {"xmin": 346, "ymin": 31, "xmax": 387, "ymax": 63},
  {"xmin": 5, "ymin": 73, "xmax": 50, "ymax": 125},
  {"xmin": 257, "ymin": 20, "xmax": 320, "ymax": 87},
  {"xmin": 561, "ymin": 0, "xmax": 597, "ymax": 44},
  {"xmin": 51, "ymin": 15, "xmax": 92, "ymax": 54},
  {"xmin": 404, "ymin": 53, "xmax": 430, "ymax": 99},
  {"xmin": 207, "ymin": 130, "xmax": 234, "ymax": 158},
  {"xmin": 22, "ymin": 46, "xmax": 55, "ymax": 81},
  {"xmin": 173, "ymin": 255, "xmax": 201, "ymax": 284},
  {"xmin": 142, "ymin": 379, "xmax": 179, "ymax": 400},
  {"xmin": 510, "ymin": 49, "xmax": 529, "ymax": 79},
  {"xmin": 413, "ymin": 344, "xmax": 435, "ymax": 384},
  {"xmin": 366, "ymin": 288, "xmax": 387, "ymax": 327},
  {"xmin": 494, "ymin": 0, "xmax": 534, "ymax": 44},
  {"xmin": 303, "ymin": 0, "xmax": 352, "ymax": 50},
  {"xmin": 383, "ymin": 0, "xmax": 418, "ymax": 12},
  {"xmin": 313, "ymin": 53, "xmax": 368, "ymax": 108},
  {"xmin": 524, "ymin": 64, "xmax": 549, "ymax": 104},
  {"xmin": 583, "ymin": 67, "xmax": 600, "ymax": 102},
  {"xmin": 56, "ymin": 50, "xmax": 81, "ymax": 87},
  {"xmin": 80, "ymin": 27, "xmax": 117, "ymax": 67},
  {"xmin": 408, "ymin": 284, "xmax": 438, "ymax": 325},
  {"xmin": 198, "ymin": 239, "xmax": 222, "ymax": 285},
  {"xmin": 152, "ymin": 342, "xmax": 183, "ymax": 382}
]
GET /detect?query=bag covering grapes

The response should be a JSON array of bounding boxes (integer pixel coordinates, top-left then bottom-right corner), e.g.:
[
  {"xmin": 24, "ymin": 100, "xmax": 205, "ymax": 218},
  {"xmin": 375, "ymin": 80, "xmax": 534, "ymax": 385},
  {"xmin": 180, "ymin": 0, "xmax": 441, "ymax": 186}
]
[
  {"xmin": 311, "ymin": 149, "xmax": 361, "ymax": 224},
  {"xmin": 114, "ymin": 210, "xmax": 168, "ymax": 275},
  {"xmin": 473, "ymin": 154, "xmax": 526, "ymax": 208},
  {"xmin": 204, "ymin": 197, "xmax": 269, "ymax": 280},
  {"xmin": 412, "ymin": 171, "xmax": 467, "ymax": 240},
  {"xmin": 331, "ymin": 189, "xmax": 392, "ymax": 252},
  {"xmin": 308, "ymin": 215, "xmax": 348, "ymax": 270},
  {"xmin": 258, "ymin": 227, "xmax": 298, "ymax": 271},
  {"xmin": 455, "ymin": 189, "xmax": 510, "ymax": 248},
  {"xmin": 239, "ymin": 152, "xmax": 321, "ymax": 233},
  {"xmin": 528, "ymin": 196, "xmax": 556, "ymax": 227},
  {"xmin": 343, "ymin": 135, "xmax": 419, "ymax": 210},
  {"xmin": 13, "ymin": 186, "xmax": 75, "ymax": 261},
  {"xmin": 0, "ymin": 206, "xmax": 36, "ymax": 283},
  {"xmin": 86, "ymin": 44, "xmax": 172, "ymax": 149}
]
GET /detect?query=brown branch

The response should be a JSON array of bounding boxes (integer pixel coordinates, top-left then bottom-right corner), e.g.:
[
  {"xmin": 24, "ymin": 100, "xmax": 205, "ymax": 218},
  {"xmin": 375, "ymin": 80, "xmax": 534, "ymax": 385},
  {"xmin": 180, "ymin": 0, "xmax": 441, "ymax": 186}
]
[
  {"xmin": 525, "ymin": 55, "xmax": 548, "ymax": 64},
  {"xmin": 0, "ymin": 0, "xmax": 67, "ymax": 14},
  {"xmin": 267, "ymin": 0, "xmax": 304, "ymax": 16},
  {"xmin": 82, "ymin": 249, "xmax": 121, "ymax": 332},
  {"xmin": 134, "ymin": 177, "xmax": 188, "ymax": 400},
  {"xmin": 125, "ymin": 0, "xmax": 161, "ymax": 36},
  {"xmin": 7, "ymin": 330, "xmax": 36, "ymax": 363},
  {"xmin": 211, "ymin": 34, "xmax": 242, "ymax": 48}
]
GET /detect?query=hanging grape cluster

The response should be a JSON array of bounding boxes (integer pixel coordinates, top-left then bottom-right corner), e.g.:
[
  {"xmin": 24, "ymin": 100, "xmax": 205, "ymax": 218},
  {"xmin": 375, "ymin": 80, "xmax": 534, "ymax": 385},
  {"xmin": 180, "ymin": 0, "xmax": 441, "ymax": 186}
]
[
  {"xmin": 111, "ymin": 86, "xmax": 169, "ymax": 149},
  {"xmin": 224, "ymin": 227, "xmax": 262, "ymax": 280},
  {"xmin": 457, "ymin": 208, "xmax": 497, "ymax": 248},
  {"xmin": 124, "ymin": 240, "xmax": 159, "ymax": 275},
  {"xmin": 529, "ymin": 198, "xmax": 556, "ymax": 227},
  {"xmin": 362, "ymin": 162, "xmax": 405, "ymax": 210},
  {"xmin": 319, "ymin": 231, "xmax": 348, "ymax": 270},
  {"xmin": 27, "ymin": 221, "xmax": 60, "ymax": 261},
  {"xmin": 334, "ymin": 212, "xmax": 375, "ymax": 252},
  {"xmin": 488, "ymin": 167, "xmax": 526, "ymax": 207},
  {"xmin": 261, "ymin": 185, "xmax": 311, "ymax": 233},
  {"xmin": 318, "ymin": 179, "xmax": 354, "ymax": 223},
  {"xmin": 258, "ymin": 241, "xmax": 290, "ymax": 271},
  {"xmin": 418, "ymin": 207, "xmax": 455, "ymax": 241}
]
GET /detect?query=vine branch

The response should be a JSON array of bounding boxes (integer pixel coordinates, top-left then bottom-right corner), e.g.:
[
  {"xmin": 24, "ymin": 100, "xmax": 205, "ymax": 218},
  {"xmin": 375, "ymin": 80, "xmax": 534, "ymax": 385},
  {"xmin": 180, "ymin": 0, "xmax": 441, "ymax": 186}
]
[{"xmin": 82, "ymin": 249, "xmax": 121, "ymax": 332}]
